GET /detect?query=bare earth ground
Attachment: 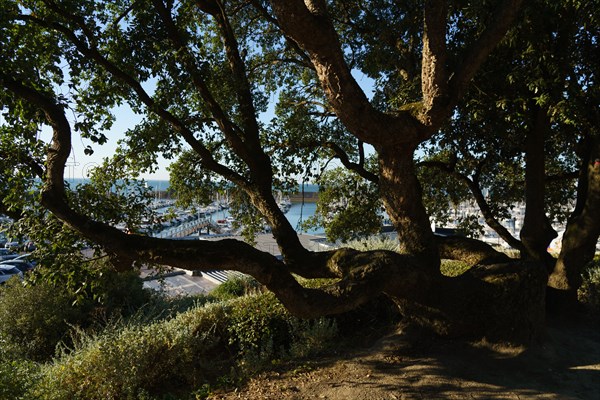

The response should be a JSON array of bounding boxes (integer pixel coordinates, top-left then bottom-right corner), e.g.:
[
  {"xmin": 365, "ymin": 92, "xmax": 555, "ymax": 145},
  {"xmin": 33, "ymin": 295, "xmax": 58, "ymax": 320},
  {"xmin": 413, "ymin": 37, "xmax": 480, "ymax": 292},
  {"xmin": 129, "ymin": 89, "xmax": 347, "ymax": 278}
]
[{"xmin": 209, "ymin": 318, "xmax": 600, "ymax": 400}]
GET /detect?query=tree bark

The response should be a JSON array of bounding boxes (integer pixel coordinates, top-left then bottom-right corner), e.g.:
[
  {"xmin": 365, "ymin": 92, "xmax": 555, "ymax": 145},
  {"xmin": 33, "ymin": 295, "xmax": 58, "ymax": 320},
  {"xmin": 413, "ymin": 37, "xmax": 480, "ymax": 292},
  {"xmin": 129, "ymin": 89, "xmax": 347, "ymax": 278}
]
[
  {"xmin": 519, "ymin": 105, "xmax": 557, "ymax": 268},
  {"xmin": 549, "ymin": 136, "xmax": 600, "ymax": 302},
  {"xmin": 378, "ymin": 146, "xmax": 439, "ymax": 268},
  {"xmin": 436, "ymin": 235, "xmax": 512, "ymax": 266},
  {"xmin": 400, "ymin": 261, "xmax": 546, "ymax": 344}
]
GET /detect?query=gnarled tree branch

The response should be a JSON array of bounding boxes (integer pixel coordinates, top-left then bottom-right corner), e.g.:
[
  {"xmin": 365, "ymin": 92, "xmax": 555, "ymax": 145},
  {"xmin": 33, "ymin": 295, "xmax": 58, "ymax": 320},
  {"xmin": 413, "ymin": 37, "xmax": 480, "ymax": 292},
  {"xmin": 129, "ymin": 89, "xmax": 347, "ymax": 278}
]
[
  {"xmin": 20, "ymin": 11, "xmax": 245, "ymax": 188},
  {"xmin": 269, "ymin": 0, "xmax": 423, "ymax": 148},
  {"xmin": 418, "ymin": 159, "xmax": 525, "ymax": 252}
]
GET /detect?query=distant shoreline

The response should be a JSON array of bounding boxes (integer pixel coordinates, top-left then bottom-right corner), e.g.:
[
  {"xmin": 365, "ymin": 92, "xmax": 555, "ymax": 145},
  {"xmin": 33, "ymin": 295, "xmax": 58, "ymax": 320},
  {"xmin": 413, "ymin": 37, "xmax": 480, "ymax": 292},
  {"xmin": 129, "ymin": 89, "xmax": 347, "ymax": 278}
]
[{"xmin": 65, "ymin": 178, "xmax": 320, "ymax": 201}]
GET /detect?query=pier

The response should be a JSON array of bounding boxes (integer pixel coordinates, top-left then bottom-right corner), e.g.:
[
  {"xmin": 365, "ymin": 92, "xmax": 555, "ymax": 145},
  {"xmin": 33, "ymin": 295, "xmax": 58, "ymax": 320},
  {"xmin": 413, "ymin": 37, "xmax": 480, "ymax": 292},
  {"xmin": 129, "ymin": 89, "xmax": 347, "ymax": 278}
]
[{"xmin": 153, "ymin": 218, "xmax": 220, "ymax": 238}]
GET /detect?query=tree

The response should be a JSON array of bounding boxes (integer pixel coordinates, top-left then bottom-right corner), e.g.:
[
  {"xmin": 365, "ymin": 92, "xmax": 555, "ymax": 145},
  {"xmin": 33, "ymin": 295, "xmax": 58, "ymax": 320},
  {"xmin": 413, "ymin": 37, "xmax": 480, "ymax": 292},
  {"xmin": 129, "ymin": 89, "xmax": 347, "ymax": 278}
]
[
  {"xmin": 414, "ymin": 0, "xmax": 600, "ymax": 306},
  {"xmin": 2, "ymin": 0, "xmax": 589, "ymax": 343}
]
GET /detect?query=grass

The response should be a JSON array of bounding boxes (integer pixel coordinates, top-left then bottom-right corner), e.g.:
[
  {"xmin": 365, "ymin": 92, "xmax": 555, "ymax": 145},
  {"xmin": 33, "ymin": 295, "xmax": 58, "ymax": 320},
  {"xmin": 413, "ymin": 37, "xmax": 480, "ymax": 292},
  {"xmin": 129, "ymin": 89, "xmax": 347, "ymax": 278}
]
[{"xmin": 440, "ymin": 259, "xmax": 472, "ymax": 277}]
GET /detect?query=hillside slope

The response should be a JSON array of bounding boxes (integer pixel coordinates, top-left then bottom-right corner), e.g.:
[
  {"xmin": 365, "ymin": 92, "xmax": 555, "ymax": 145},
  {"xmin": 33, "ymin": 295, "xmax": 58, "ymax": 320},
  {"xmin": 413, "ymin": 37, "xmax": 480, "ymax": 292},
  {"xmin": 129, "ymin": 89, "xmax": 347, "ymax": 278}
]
[{"xmin": 209, "ymin": 318, "xmax": 600, "ymax": 400}]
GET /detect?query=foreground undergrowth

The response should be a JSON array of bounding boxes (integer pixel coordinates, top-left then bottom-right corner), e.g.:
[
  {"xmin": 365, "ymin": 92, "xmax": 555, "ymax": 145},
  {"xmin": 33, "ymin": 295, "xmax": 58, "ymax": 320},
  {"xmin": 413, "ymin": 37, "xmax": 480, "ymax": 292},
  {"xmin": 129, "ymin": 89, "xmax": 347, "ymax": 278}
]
[{"xmin": 1, "ymin": 255, "xmax": 598, "ymax": 400}]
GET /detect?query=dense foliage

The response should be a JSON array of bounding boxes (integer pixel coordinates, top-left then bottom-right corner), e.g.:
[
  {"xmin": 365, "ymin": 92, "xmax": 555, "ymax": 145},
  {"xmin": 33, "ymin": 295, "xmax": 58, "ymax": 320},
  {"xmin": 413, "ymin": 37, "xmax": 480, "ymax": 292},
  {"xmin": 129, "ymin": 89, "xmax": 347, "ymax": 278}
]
[
  {"xmin": 0, "ymin": 280, "xmax": 342, "ymax": 400},
  {"xmin": 0, "ymin": 0, "xmax": 598, "ymax": 351}
]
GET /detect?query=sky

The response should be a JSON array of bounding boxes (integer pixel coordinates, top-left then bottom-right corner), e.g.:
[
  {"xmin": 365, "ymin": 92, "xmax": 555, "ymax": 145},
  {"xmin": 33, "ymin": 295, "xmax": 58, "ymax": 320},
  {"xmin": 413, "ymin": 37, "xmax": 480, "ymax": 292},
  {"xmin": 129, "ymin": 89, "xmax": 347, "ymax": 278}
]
[
  {"xmin": 63, "ymin": 103, "xmax": 172, "ymax": 181},
  {"xmin": 64, "ymin": 71, "xmax": 376, "ymax": 181}
]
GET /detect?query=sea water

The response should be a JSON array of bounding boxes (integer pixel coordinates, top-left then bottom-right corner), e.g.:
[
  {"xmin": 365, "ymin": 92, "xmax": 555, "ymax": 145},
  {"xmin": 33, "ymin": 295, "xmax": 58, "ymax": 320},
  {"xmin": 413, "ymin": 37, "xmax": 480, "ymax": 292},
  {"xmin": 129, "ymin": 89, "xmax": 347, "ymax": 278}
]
[{"xmin": 285, "ymin": 202, "xmax": 322, "ymax": 234}]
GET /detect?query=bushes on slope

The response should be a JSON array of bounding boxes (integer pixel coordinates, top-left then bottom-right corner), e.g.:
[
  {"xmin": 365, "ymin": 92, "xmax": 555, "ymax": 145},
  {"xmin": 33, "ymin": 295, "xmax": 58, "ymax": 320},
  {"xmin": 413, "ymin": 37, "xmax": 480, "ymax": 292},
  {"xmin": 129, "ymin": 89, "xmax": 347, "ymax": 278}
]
[{"xmin": 32, "ymin": 292, "xmax": 338, "ymax": 400}]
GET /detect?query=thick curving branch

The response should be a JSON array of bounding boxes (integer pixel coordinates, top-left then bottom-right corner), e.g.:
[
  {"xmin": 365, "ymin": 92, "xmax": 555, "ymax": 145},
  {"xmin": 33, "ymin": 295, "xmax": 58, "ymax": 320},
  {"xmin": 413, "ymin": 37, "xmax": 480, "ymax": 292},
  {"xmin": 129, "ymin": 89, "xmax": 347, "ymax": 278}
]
[
  {"xmin": 0, "ymin": 74, "xmax": 71, "ymax": 195},
  {"xmin": 20, "ymin": 11, "xmax": 245, "ymax": 188},
  {"xmin": 268, "ymin": 0, "xmax": 424, "ymax": 148}
]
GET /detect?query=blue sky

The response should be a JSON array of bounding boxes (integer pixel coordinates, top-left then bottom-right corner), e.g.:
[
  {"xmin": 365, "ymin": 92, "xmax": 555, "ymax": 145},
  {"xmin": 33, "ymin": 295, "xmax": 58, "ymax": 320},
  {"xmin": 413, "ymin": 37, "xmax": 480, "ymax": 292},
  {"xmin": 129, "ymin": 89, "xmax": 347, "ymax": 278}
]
[{"xmin": 65, "ymin": 71, "xmax": 376, "ymax": 181}]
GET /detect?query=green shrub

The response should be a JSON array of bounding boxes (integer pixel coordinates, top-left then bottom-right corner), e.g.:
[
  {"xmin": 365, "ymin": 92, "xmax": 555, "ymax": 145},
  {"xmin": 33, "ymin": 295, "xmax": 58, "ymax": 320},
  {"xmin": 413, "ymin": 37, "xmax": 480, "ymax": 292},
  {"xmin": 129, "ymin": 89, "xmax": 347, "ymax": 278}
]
[
  {"xmin": 0, "ymin": 280, "xmax": 85, "ymax": 361},
  {"xmin": 0, "ymin": 266, "xmax": 158, "ymax": 363},
  {"xmin": 88, "ymin": 269, "xmax": 153, "ymax": 320},
  {"xmin": 210, "ymin": 275, "xmax": 261, "ymax": 301},
  {"xmin": 0, "ymin": 354, "xmax": 39, "ymax": 400},
  {"xmin": 33, "ymin": 292, "xmax": 339, "ymax": 399},
  {"xmin": 226, "ymin": 293, "xmax": 294, "ymax": 369},
  {"xmin": 579, "ymin": 259, "xmax": 600, "ymax": 315},
  {"xmin": 35, "ymin": 301, "xmax": 231, "ymax": 400}
]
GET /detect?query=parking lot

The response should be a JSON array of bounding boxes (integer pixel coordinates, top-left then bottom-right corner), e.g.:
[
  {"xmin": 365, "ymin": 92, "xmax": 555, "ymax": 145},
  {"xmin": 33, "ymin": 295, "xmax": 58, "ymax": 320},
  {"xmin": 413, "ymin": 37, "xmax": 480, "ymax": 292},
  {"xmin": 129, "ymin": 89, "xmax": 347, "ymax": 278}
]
[{"xmin": 141, "ymin": 269, "xmax": 218, "ymax": 296}]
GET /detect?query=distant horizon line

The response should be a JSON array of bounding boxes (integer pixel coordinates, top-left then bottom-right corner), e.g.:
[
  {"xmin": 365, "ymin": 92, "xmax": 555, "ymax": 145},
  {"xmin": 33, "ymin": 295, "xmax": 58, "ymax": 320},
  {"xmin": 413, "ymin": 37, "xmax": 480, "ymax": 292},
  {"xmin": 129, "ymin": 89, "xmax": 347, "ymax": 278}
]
[{"xmin": 63, "ymin": 177, "xmax": 320, "ymax": 192}]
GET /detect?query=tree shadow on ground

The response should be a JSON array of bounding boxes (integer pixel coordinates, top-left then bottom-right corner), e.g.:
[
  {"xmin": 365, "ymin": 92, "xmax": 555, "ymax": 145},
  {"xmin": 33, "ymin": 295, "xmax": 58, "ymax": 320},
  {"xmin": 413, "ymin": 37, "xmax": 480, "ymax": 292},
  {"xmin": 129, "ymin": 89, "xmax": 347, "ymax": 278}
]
[
  {"xmin": 356, "ymin": 316, "xmax": 600, "ymax": 399},
  {"xmin": 209, "ymin": 316, "xmax": 599, "ymax": 399}
]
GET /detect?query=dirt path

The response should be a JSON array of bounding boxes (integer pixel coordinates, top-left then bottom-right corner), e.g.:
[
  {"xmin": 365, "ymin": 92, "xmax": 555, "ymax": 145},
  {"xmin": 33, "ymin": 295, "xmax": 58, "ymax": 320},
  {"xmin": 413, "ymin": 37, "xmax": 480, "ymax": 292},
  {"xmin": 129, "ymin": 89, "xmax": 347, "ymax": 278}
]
[{"xmin": 209, "ymin": 319, "xmax": 600, "ymax": 399}]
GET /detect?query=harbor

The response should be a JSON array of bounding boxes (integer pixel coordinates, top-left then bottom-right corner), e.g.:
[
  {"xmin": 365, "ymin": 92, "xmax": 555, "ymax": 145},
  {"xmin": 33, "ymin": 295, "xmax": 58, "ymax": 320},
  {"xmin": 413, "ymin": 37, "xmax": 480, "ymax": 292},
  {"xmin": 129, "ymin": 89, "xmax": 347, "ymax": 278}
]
[
  {"xmin": 115, "ymin": 183, "xmax": 598, "ymax": 295},
  {"xmin": 141, "ymin": 232, "xmax": 326, "ymax": 296},
  {"xmin": 139, "ymin": 196, "xmax": 324, "ymax": 295}
]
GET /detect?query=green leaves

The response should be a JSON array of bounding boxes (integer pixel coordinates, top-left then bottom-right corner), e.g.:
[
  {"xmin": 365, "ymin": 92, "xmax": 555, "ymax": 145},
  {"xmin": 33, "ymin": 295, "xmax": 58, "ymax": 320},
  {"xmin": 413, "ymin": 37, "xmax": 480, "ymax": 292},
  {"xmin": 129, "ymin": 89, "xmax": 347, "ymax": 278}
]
[
  {"xmin": 0, "ymin": 0, "xmax": 597, "ymax": 267},
  {"xmin": 302, "ymin": 165, "xmax": 382, "ymax": 243},
  {"xmin": 418, "ymin": 0, "xmax": 597, "ymax": 242}
]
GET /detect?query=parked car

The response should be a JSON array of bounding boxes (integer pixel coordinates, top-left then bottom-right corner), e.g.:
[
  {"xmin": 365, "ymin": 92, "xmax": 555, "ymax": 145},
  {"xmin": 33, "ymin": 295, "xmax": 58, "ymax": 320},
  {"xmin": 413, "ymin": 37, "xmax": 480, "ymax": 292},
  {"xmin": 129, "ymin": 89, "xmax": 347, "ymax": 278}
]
[
  {"xmin": 4, "ymin": 241, "xmax": 20, "ymax": 251},
  {"xmin": 13, "ymin": 253, "xmax": 34, "ymax": 262},
  {"xmin": 0, "ymin": 248, "xmax": 18, "ymax": 262},
  {"xmin": 0, "ymin": 260, "xmax": 35, "ymax": 273},
  {"xmin": 0, "ymin": 265, "xmax": 23, "ymax": 284}
]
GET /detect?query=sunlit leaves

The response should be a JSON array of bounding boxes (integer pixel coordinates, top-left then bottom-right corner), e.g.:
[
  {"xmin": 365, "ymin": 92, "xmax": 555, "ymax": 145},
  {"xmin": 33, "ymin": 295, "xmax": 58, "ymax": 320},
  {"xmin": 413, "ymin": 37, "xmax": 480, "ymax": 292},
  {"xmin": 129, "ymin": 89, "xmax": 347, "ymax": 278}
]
[
  {"xmin": 168, "ymin": 149, "xmax": 221, "ymax": 208},
  {"xmin": 302, "ymin": 166, "xmax": 382, "ymax": 243}
]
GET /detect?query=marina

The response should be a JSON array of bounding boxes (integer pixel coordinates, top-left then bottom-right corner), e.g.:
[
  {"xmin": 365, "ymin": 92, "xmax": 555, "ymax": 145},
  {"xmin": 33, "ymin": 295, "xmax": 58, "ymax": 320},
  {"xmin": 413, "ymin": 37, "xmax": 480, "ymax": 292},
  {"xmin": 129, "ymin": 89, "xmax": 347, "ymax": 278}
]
[{"xmin": 138, "ymin": 197, "xmax": 325, "ymax": 295}]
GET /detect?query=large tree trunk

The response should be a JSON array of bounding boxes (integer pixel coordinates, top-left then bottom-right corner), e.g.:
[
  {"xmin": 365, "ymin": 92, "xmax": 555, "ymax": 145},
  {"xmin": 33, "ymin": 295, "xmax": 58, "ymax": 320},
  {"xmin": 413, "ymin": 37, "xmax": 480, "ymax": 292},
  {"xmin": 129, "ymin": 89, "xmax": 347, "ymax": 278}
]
[
  {"xmin": 549, "ymin": 136, "xmax": 600, "ymax": 305},
  {"xmin": 396, "ymin": 261, "xmax": 547, "ymax": 344},
  {"xmin": 378, "ymin": 146, "xmax": 440, "ymax": 270},
  {"xmin": 272, "ymin": 244, "xmax": 547, "ymax": 345},
  {"xmin": 519, "ymin": 105, "xmax": 557, "ymax": 268},
  {"xmin": 423, "ymin": 236, "xmax": 547, "ymax": 343}
]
